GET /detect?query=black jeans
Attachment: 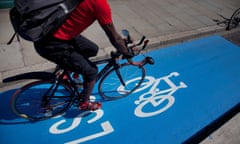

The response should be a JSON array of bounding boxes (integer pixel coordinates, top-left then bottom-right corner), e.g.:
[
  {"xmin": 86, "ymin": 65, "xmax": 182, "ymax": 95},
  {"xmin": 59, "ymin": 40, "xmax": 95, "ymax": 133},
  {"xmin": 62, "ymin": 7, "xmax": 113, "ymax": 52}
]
[{"xmin": 34, "ymin": 35, "xmax": 99, "ymax": 82}]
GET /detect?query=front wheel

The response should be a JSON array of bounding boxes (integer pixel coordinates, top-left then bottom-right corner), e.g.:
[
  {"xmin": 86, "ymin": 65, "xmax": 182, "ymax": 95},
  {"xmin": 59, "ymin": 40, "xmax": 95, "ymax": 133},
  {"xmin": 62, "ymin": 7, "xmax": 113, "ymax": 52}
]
[
  {"xmin": 98, "ymin": 63, "xmax": 145, "ymax": 100},
  {"xmin": 11, "ymin": 80, "xmax": 74, "ymax": 121}
]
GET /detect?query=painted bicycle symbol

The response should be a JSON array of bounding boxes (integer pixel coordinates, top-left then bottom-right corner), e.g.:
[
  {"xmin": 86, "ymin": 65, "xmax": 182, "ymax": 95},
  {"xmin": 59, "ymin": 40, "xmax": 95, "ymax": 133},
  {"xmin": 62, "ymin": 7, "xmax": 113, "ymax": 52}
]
[{"xmin": 119, "ymin": 72, "xmax": 187, "ymax": 118}]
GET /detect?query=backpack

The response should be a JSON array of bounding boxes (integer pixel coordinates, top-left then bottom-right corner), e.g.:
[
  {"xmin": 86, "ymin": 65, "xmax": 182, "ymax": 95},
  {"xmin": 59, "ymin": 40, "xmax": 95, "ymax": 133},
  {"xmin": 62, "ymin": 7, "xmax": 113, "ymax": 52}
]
[{"xmin": 7, "ymin": 0, "xmax": 83, "ymax": 44}]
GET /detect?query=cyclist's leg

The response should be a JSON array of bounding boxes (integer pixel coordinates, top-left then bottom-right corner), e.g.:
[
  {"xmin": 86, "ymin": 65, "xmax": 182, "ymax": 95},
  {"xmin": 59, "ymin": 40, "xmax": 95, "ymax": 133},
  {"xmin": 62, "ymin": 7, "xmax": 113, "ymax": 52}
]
[
  {"xmin": 34, "ymin": 36, "xmax": 98, "ymax": 78},
  {"xmin": 72, "ymin": 35, "xmax": 101, "ymax": 110},
  {"xmin": 69, "ymin": 51, "xmax": 98, "ymax": 100},
  {"xmin": 55, "ymin": 52, "xmax": 101, "ymax": 110},
  {"xmin": 34, "ymin": 36, "xmax": 74, "ymax": 66},
  {"xmin": 73, "ymin": 35, "xmax": 99, "ymax": 58},
  {"xmin": 34, "ymin": 36, "xmax": 101, "ymax": 110}
]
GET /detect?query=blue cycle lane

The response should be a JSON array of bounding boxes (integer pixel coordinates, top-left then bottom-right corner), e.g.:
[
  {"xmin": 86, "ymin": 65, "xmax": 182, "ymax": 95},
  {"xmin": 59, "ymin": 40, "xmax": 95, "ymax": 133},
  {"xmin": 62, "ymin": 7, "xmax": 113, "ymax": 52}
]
[{"xmin": 0, "ymin": 35, "xmax": 240, "ymax": 144}]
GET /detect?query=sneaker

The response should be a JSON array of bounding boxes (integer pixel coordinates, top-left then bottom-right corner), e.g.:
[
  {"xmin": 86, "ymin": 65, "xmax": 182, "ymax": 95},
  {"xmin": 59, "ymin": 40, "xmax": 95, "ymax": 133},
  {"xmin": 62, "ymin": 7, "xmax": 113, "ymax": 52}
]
[{"xmin": 79, "ymin": 101, "xmax": 102, "ymax": 111}]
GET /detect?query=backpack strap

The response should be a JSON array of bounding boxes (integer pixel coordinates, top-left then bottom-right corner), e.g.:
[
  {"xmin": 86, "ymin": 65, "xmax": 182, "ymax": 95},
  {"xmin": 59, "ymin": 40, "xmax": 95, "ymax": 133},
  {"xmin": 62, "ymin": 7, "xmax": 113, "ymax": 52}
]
[{"xmin": 7, "ymin": 32, "xmax": 20, "ymax": 45}]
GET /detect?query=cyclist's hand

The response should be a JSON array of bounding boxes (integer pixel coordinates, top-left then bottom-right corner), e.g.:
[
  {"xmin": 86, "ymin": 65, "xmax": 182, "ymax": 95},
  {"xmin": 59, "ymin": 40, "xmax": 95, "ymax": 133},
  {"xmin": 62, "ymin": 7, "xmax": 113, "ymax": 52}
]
[{"xmin": 122, "ymin": 45, "xmax": 136, "ymax": 59}]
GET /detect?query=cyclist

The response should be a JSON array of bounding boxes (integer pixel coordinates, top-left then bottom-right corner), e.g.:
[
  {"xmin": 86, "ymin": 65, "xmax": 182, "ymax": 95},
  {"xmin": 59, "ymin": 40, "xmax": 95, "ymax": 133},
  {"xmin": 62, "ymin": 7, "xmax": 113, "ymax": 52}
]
[{"xmin": 34, "ymin": 0, "xmax": 133, "ymax": 111}]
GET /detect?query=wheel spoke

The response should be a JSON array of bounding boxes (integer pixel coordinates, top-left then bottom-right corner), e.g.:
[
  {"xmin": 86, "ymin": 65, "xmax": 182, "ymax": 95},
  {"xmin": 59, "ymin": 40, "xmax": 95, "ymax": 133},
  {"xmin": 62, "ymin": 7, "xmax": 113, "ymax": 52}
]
[{"xmin": 98, "ymin": 64, "xmax": 145, "ymax": 100}]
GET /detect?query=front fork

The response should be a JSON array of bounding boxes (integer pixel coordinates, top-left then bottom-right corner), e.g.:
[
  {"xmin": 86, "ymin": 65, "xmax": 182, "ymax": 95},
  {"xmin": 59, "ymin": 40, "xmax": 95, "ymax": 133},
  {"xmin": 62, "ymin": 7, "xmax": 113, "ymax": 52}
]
[
  {"xmin": 113, "ymin": 63, "xmax": 126, "ymax": 87},
  {"xmin": 113, "ymin": 56, "xmax": 154, "ymax": 87}
]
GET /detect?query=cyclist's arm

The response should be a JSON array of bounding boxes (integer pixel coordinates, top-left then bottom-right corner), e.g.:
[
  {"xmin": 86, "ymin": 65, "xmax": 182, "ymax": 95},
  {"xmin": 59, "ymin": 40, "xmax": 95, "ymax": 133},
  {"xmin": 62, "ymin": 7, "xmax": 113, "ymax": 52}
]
[{"xmin": 101, "ymin": 23, "xmax": 129, "ymax": 55}]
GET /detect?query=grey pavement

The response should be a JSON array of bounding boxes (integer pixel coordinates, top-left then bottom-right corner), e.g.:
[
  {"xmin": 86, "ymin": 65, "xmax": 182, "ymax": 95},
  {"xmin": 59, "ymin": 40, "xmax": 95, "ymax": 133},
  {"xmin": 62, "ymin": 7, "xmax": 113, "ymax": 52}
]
[{"xmin": 0, "ymin": 0, "xmax": 240, "ymax": 143}]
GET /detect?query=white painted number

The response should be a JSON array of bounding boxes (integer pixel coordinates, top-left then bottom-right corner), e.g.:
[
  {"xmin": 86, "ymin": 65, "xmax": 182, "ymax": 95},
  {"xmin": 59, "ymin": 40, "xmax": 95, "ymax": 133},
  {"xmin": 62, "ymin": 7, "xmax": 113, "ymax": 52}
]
[{"xmin": 49, "ymin": 106, "xmax": 114, "ymax": 144}]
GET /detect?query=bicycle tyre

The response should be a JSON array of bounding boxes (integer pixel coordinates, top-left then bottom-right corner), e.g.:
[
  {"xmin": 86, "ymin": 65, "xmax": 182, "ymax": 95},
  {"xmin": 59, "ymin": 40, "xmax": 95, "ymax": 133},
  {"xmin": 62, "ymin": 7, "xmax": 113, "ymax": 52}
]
[
  {"xmin": 98, "ymin": 63, "xmax": 145, "ymax": 100},
  {"xmin": 11, "ymin": 80, "xmax": 74, "ymax": 121},
  {"xmin": 226, "ymin": 8, "xmax": 240, "ymax": 30}
]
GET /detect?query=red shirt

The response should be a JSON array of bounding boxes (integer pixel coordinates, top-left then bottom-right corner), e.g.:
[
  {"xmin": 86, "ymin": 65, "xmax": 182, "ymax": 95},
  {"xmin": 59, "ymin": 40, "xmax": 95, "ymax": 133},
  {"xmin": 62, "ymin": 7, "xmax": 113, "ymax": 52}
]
[{"xmin": 53, "ymin": 0, "xmax": 113, "ymax": 40}]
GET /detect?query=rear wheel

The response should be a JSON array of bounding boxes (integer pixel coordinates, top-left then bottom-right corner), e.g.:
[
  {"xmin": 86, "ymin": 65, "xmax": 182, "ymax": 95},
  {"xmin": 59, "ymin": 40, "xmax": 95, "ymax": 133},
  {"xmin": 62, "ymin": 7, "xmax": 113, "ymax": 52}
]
[
  {"xmin": 98, "ymin": 63, "xmax": 145, "ymax": 100},
  {"xmin": 11, "ymin": 80, "xmax": 74, "ymax": 121}
]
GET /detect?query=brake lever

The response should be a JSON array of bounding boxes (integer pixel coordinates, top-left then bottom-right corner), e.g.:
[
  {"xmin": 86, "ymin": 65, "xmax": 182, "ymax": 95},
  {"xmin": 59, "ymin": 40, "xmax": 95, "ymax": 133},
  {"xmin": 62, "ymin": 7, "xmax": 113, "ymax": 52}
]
[
  {"xmin": 129, "ymin": 39, "xmax": 149, "ymax": 56},
  {"xmin": 142, "ymin": 39, "xmax": 149, "ymax": 50}
]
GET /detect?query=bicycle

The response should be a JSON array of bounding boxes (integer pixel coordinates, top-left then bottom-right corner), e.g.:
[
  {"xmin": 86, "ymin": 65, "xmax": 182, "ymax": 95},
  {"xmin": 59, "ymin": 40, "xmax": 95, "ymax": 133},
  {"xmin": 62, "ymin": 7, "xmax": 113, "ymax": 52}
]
[
  {"xmin": 214, "ymin": 8, "xmax": 240, "ymax": 30},
  {"xmin": 3, "ymin": 30, "xmax": 154, "ymax": 121}
]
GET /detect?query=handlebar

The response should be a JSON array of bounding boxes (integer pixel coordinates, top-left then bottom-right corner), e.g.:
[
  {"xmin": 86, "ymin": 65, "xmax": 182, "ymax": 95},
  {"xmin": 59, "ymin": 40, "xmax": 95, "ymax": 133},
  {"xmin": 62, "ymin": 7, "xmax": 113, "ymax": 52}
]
[
  {"xmin": 111, "ymin": 29, "xmax": 149, "ymax": 61},
  {"xmin": 110, "ymin": 29, "xmax": 154, "ymax": 65},
  {"xmin": 123, "ymin": 30, "xmax": 149, "ymax": 56}
]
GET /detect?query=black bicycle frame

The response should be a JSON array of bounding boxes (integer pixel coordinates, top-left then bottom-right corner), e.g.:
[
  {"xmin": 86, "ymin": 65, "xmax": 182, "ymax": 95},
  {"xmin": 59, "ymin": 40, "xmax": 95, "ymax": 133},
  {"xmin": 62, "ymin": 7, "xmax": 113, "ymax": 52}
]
[
  {"xmin": 50, "ymin": 56, "xmax": 126, "ymax": 99},
  {"xmin": 41, "ymin": 70, "xmax": 71, "ymax": 106},
  {"xmin": 94, "ymin": 57, "xmax": 125, "ymax": 86}
]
